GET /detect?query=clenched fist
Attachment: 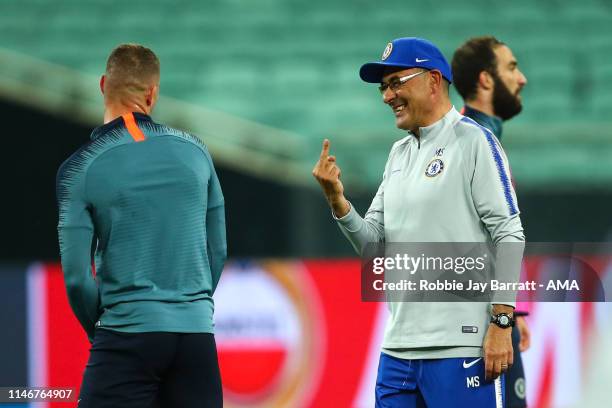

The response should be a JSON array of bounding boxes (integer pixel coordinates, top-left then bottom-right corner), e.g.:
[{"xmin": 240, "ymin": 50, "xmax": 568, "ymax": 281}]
[{"xmin": 312, "ymin": 139, "xmax": 350, "ymax": 218}]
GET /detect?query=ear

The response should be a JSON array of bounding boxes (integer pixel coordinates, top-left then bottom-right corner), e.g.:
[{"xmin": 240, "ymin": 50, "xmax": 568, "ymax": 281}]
[
  {"xmin": 100, "ymin": 75, "xmax": 106, "ymax": 95},
  {"xmin": 430, "ymin": 70, "xmax": 443, "ymax": 94},
  {"xmin": 478, "ymin": 71, "xmax": 494, "ymax": 91},
  {"xmin": 145, "ymin": 84, "xmax": 159, "ymax": 107}
]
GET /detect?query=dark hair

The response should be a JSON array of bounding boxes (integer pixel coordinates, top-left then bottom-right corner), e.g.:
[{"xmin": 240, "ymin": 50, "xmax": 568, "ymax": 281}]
[
  {"xmin": 105, "ymin": 44, "xmax": 160, "ymax": 95},
  {"xmin": 451, "ymin": 36, "xmax": 504, "ymax": 100}
]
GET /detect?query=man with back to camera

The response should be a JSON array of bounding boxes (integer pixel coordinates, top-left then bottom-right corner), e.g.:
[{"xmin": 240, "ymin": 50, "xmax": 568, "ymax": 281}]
[
  {"xmin": 56, "ymin": 44, "xmax": 226, "ymax": 407},
  {"xmin": 313, "ymin": 37, "xmax": 525, "ymax": 407},
  {"xmin": 452, "ymin": 36, "xmax": 530, "ymax": 408}
]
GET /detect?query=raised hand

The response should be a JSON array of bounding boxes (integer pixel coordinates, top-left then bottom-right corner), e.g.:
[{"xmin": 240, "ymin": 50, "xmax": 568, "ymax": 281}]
[{"xmin": 312, "ymin": 139, "xmax": 350, "ymax": 218}]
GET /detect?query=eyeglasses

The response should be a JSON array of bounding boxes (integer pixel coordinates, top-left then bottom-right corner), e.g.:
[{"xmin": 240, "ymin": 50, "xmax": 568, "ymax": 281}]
[{"xmin": 378, "ymin": 70, "xmax": 428, "ymax": 94}]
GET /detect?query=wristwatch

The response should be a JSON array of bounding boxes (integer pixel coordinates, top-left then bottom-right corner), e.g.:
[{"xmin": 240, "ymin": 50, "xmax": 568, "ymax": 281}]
[{"xmin": 490, "ymin": 313, "xmax": 515, "ymax": 329}]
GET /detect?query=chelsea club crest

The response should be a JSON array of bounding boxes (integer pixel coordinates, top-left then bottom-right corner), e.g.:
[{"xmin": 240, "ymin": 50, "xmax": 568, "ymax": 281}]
[{"xmin": 425, "ymin": 158, "xmax": 444, "ymax": 177}]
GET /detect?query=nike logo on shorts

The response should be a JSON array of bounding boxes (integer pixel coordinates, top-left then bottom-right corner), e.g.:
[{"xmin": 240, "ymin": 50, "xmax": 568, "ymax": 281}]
[{"xmin": 463, "ymin": 358, "xmax": 482, "ymax": 368}]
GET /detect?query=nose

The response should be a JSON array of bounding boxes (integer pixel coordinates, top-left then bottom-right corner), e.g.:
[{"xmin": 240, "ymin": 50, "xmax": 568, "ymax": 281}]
[
  {"xmin": 382, "ymin": 87, "xmax": 396, "ymax": 105},
  {"xmin": 518, "ymin": 69, "xmax": 527, "ymax": 87}
]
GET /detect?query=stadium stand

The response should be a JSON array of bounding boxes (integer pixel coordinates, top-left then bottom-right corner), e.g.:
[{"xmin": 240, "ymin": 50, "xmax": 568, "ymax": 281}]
[{"xmin": 0, "ymin": 0, "xmax": 611, "ymax": 189}]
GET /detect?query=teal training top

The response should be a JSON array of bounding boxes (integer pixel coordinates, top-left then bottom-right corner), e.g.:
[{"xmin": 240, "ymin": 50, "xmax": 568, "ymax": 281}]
[{"xmin": 56, "ymin": 112, "xmax": 226, "ymax": 339}]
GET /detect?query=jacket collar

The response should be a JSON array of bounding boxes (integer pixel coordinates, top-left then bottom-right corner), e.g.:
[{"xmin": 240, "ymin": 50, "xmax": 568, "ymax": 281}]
[
  {"xmin": 90, "ymin": 112, "xmax": 153, "ymax": 140},
  {"xmin": 402, "ymin": 106, "xmax": 461, "ymax": 146}
]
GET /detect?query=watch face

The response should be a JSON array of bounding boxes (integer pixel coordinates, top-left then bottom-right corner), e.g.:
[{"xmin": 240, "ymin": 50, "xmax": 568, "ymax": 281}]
[{"xmin": 499, "ymin": 315, "xmax": 509, "ymax": 326}]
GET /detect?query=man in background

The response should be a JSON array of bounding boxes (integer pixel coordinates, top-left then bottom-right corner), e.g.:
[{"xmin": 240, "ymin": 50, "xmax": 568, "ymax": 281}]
[
  {"xmin": 57, "ymin": 44, "xmax": 226, "ymax": 407},
  {"xmin": 452, "ymin": 36, "xmax": 530, "ymax": 408}
]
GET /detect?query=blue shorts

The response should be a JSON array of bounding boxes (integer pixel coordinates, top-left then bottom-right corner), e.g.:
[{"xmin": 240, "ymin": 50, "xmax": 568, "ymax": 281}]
[{"xmin": 376, "ymin": 352, "xmax": 505, "ymax": 408}]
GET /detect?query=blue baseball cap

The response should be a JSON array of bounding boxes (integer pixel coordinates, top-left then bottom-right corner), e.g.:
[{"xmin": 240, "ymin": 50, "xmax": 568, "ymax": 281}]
[{"xmin": 359, "ymin": 37, "xmax": 453, "ymax": 84}]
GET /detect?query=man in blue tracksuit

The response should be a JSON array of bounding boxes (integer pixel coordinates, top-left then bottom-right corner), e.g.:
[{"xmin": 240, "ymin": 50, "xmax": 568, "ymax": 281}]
[{"xmin": 452, "ymin": 36, "xmax": 530, "ymax": 408}]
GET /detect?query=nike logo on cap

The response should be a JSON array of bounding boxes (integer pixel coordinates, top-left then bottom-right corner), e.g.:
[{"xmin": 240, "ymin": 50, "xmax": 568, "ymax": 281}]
[
  {"xmin": 463, "ymin": 358, "xmax": 482, "ymax": 368},
  {"xmin": 416, "ymin": 58, "xmax": 429, "ymax": 62}
]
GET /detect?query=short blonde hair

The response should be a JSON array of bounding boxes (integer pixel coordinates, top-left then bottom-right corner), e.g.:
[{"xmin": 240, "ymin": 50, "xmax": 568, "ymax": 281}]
[{"xmin": 105, "ymin": 43, "xmax": 160, "ymax": 96}]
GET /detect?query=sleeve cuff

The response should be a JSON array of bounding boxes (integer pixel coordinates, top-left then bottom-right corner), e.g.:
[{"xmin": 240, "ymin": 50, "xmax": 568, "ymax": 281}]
[
  {"xmin": 331, "ymin": 201, "xmax": 351, "ymax": 221},
  {"xmin": 490, "ymin": 302, "xmax": 516, "ymax": 309},
  {"xmin": 332, "ymin": 202, "xmax": 364, "ymax": 233}
]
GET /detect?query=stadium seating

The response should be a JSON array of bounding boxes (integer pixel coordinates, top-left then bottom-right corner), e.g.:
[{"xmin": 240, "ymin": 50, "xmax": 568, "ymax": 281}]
[{"xmin": 0, "ymin": 0, "xmax": 611, "ymax": 188}]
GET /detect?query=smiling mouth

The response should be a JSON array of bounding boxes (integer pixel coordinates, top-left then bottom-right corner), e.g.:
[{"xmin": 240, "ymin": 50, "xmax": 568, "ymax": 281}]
[{"xmin": 393, "ymin": 104, "xmax": 406, "ymax": 116}]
